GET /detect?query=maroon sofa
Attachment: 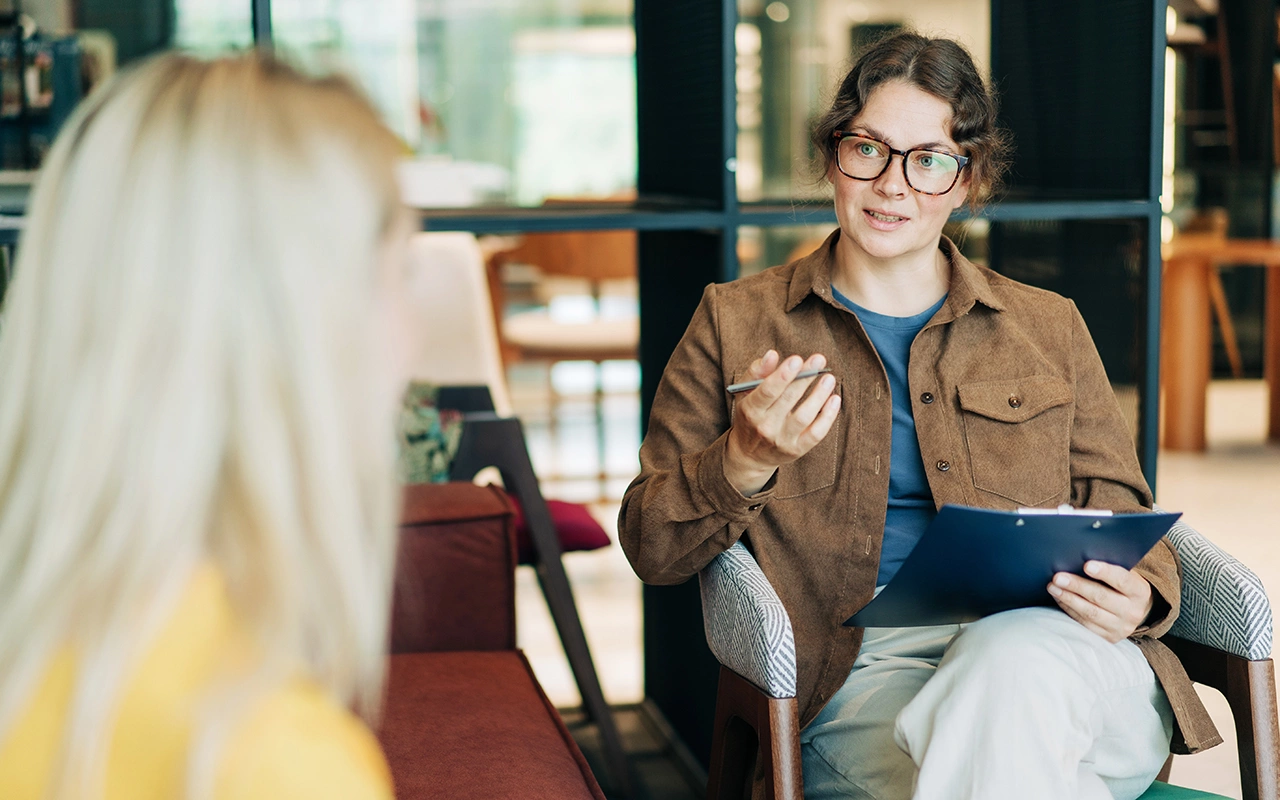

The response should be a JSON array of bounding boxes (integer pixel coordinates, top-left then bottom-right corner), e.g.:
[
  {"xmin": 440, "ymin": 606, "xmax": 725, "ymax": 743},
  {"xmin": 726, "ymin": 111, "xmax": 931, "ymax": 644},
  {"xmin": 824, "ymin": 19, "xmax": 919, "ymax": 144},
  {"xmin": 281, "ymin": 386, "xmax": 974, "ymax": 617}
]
[{"xmin": 379, "ymin": 482, "xmax": 607, "ymax": 800}]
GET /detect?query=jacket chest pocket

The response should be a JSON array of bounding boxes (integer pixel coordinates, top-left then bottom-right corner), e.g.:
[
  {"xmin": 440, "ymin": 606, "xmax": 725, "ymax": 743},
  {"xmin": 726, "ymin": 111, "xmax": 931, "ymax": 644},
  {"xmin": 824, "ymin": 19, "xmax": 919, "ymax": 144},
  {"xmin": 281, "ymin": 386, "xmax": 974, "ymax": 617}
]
[
  {"xmin": 958, "ymin": 376, "xmax": 1072, "ymax": 507},
  {"xmin": 728, "ymin": 376, "xmax": 842, "ymax": 500}
]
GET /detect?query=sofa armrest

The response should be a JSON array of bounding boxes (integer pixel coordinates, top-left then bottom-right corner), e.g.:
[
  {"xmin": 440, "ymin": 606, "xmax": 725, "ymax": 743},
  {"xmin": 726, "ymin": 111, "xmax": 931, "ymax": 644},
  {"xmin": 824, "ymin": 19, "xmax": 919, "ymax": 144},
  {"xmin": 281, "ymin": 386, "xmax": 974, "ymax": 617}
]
[
  {"xmin": 391, "ymin": 481, "xmax": 517, "ymax": 653},
  {"xmin": 700, "ymin": 541, "xmax": 797, "ymax": 699},
  {"xmin": 1161, "ymin": 511, "xmax": 1274, "ymax": 660}
]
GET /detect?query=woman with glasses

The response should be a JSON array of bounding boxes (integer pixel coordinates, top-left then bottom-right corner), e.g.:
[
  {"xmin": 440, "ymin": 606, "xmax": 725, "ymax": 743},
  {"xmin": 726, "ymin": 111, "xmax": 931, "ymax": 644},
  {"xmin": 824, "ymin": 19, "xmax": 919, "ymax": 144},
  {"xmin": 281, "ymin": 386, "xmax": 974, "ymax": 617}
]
[{"xmin": 620, "ymin": 32, "xmax": 1214, "ymax": 800}]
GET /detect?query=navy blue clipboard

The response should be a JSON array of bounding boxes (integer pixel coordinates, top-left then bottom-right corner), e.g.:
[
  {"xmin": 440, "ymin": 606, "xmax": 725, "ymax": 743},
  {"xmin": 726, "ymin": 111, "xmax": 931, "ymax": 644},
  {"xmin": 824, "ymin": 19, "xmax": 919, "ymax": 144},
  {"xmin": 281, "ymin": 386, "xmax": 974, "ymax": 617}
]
[{"xmin": 844, "ymin": 505, "xmax": 1181, "ymax": 628}]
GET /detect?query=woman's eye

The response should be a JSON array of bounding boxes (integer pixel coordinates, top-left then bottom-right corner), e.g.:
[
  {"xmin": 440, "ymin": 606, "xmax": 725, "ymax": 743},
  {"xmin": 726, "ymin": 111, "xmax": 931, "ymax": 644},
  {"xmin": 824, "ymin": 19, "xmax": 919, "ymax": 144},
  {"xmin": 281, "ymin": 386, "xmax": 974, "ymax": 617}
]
[
  {"xmin": 858, "ymin": 143, "xmax": 879, "ymax": 157},
  {"xmin": 917, "ymin": 154, "xmax": 936, "ymax": 169}
]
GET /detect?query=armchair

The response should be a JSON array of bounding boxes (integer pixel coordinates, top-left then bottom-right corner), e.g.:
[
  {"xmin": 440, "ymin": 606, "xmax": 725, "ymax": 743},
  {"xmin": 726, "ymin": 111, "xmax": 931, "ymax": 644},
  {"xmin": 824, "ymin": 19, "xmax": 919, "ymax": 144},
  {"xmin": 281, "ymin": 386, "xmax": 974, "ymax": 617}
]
[{"xmin": 699, "ymin": 516, "xmax": 1279, "ymax": 800}]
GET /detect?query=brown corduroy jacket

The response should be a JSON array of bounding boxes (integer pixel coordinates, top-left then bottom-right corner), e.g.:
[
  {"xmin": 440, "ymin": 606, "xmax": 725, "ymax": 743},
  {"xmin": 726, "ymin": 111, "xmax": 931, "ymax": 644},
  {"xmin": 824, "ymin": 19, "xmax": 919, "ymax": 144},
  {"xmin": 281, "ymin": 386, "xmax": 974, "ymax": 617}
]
[{"xmin": 620, "ymin": 230, "xmax": 1221, "ymax": 755}]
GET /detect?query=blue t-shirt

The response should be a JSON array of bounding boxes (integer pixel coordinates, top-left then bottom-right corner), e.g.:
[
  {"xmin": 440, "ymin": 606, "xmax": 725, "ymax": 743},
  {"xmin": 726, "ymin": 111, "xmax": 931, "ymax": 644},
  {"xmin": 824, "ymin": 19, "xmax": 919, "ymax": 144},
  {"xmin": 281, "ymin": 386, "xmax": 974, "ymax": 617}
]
[{"xmin": 832, "ymin": 286, "xmax": 947, "ymax": 586}]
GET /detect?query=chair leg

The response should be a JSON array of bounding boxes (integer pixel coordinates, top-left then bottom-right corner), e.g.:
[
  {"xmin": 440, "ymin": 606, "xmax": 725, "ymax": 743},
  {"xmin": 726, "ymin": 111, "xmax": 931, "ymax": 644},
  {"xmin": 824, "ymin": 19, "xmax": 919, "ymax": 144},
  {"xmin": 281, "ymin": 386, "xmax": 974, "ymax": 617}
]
[
  {"xmin": 451, "ymin": 416, "xmax": 632, "ymax": 796},
  {"xmin": 1225, "ymin": 657, "xmax": 1280, "ymax": 800},
  {"xmin": 1208, "ymin": 267, "xmax": 1245, "ymax": 379},
  {"xmin": 707, "ymin": 666, "xmax": 803, "ymax": 800}
]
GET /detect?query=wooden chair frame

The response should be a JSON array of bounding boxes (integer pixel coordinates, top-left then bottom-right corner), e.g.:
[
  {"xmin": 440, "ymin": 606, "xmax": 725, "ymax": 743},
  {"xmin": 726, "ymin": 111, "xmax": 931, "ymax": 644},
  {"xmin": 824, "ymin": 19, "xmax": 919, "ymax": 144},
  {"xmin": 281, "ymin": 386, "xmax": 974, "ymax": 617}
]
[{"xmin": 707, "ymin": 636, "xmax": 1279, "ymax": 800}]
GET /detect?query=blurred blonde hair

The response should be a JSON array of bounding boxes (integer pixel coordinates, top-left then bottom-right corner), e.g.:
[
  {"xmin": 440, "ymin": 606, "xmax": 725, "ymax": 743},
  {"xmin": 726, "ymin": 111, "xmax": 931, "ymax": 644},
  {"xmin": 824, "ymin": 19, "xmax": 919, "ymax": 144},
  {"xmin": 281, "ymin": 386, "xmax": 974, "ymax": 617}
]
[{"xmin": 0, "ymin": 51, "xmax": 406, "ymax": 796}]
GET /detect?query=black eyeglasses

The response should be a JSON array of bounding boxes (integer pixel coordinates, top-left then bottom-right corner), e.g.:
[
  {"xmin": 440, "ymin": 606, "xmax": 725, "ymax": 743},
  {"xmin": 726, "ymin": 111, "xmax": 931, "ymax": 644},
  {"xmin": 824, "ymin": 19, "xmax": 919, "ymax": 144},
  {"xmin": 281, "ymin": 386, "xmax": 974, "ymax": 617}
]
[{"xmin": 832, "ymin": 131, "xmax": 970, "ymax": 196}]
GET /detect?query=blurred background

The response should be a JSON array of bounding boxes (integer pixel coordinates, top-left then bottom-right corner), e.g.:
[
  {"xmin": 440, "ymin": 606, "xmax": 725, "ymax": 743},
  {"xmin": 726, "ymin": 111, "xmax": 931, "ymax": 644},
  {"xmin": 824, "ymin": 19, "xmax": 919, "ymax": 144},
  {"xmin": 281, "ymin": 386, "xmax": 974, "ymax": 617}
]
[{"xmin": 0, "ymin": 1, "xmax": 1277, "ymax": 797}]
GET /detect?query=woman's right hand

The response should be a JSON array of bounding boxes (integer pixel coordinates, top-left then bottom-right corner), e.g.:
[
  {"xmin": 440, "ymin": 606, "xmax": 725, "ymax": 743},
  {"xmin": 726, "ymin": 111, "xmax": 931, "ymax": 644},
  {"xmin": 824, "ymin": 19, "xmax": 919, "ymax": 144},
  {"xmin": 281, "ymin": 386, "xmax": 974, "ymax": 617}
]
[{"xmin": 723, "ymin": 351, "xmax": 841, "ymax": 497}]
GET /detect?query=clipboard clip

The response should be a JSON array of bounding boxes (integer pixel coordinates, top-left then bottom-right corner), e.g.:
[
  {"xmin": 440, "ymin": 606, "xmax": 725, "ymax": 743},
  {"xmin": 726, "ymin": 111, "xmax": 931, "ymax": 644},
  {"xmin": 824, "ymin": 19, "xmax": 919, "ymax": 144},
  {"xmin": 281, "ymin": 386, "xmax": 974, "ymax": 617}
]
[{"xmin": 1015, "ymin": 504, "xmax": 1113, "ymax": 517}]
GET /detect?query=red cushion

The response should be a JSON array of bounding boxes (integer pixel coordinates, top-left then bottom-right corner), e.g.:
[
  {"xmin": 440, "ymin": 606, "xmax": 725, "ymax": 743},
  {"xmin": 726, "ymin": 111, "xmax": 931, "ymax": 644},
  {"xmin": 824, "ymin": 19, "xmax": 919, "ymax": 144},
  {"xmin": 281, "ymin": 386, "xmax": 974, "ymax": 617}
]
[
  {"xmin": 379, "ymin": 651, "xmax": 605, "ymax": 800},
  {"xmin": 510, "ymin": 497, "xmax": 612, "ymax": 565}
]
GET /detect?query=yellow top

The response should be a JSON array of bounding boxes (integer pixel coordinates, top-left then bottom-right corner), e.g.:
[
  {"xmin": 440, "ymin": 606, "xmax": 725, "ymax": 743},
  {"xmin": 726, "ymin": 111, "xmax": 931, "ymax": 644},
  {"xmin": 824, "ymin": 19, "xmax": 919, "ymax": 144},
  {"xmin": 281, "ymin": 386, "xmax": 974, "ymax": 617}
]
[{"xmin": 0, "ymin": 567, "xmax": 393, "ymax": 799}]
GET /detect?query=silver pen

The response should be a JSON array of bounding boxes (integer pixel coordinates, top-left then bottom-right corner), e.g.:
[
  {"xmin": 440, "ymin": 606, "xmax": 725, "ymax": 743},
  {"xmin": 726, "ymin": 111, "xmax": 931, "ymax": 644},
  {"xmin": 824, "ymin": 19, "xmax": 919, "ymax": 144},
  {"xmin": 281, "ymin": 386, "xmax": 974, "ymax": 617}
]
[{"xmin": 726, "ymin": 368, "xmax": 833, "ymax": 395}]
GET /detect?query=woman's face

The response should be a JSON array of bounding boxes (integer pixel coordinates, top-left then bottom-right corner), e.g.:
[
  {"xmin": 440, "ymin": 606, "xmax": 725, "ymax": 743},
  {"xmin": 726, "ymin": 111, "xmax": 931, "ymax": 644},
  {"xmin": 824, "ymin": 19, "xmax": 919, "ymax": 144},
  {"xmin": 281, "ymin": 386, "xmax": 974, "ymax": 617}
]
[{"xmin": 830, "ymin": 79, "xmax": 970, "ymax": 265}]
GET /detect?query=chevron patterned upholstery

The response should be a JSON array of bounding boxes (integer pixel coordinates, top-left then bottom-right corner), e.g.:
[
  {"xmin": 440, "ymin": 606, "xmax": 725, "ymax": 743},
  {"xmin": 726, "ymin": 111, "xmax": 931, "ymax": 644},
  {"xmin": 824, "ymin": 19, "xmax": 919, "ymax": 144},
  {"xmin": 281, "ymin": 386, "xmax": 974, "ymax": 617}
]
[
  {"xmin": 1162, "ymin": 513, "xmax": 1273, "ymax": 660},
  {"xmin": 700, "ymin": 516, "xmax": 1274, "ymax": 705},
  {"xmin": 700, "ymin": 541, "xmax": 797, "ymax": 698}
]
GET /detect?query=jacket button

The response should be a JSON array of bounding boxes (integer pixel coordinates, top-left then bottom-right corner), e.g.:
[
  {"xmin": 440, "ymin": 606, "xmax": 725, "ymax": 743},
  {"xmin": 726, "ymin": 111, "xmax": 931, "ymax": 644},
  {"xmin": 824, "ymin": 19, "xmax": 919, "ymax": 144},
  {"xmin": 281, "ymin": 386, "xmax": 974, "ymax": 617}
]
[
  {"xmin": 936, "ymin": 460, "xmax": 951, "ymax": 472},
  {"xmin": 748, "ymin": 503, "xmax": 762, "ymax": 511},
  {"xmin": 920, "ymin": 392, "xmax": 935, "ymax": 404},
  {"xmin": 1008, "ymin": 395, "xmax": 1022, "ymax": 409}
]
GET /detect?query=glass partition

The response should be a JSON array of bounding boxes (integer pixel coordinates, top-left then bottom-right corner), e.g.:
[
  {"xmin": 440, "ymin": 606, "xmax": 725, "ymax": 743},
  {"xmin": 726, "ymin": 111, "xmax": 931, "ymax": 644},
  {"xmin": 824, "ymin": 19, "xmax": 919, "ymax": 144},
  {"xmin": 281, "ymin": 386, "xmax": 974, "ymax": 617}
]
[{"xmin": 272, "ymin": 0, "xmax": 637, "ymax": 209}]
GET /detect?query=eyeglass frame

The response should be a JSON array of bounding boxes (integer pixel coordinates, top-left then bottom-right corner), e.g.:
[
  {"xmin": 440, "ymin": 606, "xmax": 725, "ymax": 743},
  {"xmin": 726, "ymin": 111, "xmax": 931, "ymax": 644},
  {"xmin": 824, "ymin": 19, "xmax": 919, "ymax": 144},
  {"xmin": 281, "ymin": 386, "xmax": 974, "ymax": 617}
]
[{"xmin": 832, "ymin": 131, "xmax": 971, "ymax": 196}]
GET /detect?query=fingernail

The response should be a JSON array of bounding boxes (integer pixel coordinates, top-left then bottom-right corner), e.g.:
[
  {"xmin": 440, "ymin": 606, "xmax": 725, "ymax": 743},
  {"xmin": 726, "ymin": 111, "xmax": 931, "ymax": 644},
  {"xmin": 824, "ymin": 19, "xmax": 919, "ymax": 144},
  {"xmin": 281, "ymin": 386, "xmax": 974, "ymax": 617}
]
[
  {"xmin": 1048, "ymin": 584, "xmax": 1062, "ymax": 597},
  {"xmin": 820, "ymin": 375, "xmax": 834, "ymax": 388},
  {"xmin": 1054, "ymin": 574, "xmax": 1070, "ymax": 587},
  {"xmin": 787, "ymin": 356, "xmax": 802, "ymax": 370},
  {"xmin": 830, "ymin": 395, "xmax": 841, "ymax": 408},
  {"xmin": 1084, "ymin": 561, "xmax": 1099, "ymax": 576}
]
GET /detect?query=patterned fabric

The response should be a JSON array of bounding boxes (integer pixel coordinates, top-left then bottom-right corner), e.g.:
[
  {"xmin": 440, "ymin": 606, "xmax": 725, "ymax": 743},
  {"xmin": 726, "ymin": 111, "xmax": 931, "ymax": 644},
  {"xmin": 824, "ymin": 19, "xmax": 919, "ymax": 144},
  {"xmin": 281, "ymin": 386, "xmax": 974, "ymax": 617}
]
[
  {"xmin": 700, "ymin": 514, "xmax": 1275, "ymax": 704},
  {"xmin": 699, "ymin": 542, "xmax": 797, "ymax": 699},
  {"xmin": 1161, "ymin": 511, "xmax": 1273, "ymax": 661},
  {"xmin": 398, "ymin": 382, "xmax": 464, "ymax": 485}
]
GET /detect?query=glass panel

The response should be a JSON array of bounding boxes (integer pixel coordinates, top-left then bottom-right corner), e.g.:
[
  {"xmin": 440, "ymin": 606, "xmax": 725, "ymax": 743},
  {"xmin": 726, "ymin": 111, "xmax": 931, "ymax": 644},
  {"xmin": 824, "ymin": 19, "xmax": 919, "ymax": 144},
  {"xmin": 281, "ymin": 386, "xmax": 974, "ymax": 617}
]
[
  {"xmin": 737, "ymin": 223, "xmax": 836, "ymax": 277},
  {"xmin": 0, "ymin": 1, "xmax": 250, "ymax": 173},
  {"xmin": 272, "ymin": 0, "xmax": 636, "ymax": 209},
  {"xmin": 736, "ymin": 0, "xmax": 990, "ymax": 203},
  {"xmin": 994, "ymin": 0, "xmax": 1154, "ymax": 201}
]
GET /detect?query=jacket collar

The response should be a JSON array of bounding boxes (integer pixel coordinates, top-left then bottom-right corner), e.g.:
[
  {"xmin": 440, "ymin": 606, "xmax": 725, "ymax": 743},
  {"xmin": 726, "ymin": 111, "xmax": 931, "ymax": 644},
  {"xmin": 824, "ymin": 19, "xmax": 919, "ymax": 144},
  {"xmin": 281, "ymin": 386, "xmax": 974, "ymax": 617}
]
[{"xmin": 785, "ymin": 228, "xmax": 1007, "ymax": 316}]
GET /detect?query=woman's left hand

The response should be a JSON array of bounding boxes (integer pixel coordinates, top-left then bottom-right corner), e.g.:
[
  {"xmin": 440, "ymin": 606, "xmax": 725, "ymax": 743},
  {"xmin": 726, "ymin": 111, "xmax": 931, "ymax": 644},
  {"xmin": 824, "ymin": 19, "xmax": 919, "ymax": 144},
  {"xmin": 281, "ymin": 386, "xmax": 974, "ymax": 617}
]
[{"xmin": 1047, "ymin": 561, "xmax": 1154, "ymax": 643}]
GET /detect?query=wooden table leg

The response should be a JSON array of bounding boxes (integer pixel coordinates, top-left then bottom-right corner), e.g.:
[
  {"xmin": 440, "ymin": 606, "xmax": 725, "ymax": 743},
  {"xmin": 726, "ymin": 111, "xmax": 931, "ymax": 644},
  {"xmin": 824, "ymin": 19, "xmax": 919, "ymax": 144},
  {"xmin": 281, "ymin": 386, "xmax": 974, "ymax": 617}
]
[
  {"xmin": 1162, "ymin": 256, "xmax": 1212, "ymax": 451},
  {"xmin": 1267, "ymin": 265, "xmax": 1280, "ymax": 442}
]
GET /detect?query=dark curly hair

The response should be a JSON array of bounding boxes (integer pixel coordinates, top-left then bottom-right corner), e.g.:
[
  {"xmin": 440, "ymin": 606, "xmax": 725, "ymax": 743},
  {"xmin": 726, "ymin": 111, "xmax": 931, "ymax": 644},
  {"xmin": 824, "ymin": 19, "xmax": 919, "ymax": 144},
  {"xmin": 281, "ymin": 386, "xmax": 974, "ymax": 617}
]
[{"xmin": 811, "ymin": 32, "xmax": 1010, "ymax": 209}]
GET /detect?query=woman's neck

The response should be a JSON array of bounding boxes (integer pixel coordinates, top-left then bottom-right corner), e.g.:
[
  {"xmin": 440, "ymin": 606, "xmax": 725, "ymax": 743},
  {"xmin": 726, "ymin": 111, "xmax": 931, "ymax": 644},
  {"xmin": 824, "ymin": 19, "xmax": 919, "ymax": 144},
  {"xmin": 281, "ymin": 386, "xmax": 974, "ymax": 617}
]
[{"xmin": 830, "ymin": 235, "xmax": 951, "ymax": 317}]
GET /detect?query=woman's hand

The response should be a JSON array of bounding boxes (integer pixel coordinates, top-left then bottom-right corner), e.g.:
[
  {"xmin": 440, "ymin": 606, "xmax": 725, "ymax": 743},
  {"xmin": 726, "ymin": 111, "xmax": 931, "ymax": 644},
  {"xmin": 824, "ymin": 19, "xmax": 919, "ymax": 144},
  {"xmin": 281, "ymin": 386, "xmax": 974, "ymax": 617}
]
[
  {"xmin": 723, "ymin": 351, "xmax": 841, "ymax": 496},
  {"xmin": 1047, "ymin": 561, "xmax": 1154, "ymax": 643}
]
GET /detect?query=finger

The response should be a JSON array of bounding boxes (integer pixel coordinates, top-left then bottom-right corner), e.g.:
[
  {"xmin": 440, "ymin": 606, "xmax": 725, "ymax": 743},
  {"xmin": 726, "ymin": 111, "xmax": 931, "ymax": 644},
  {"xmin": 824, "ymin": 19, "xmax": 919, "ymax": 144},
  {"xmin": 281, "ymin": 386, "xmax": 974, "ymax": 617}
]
[
  {"xmin": 795, "ymin": 393, "xmax": 841, "ymax": 452},
  {"xmin": 769, "ymin": 354, "xmax": 827, "ymax": 413},
  {"xmin": 1049, "ymin": 593, "xmax": 1114, "ymax": 641},
  {"xmin": 747, "ymin": 350, "xmax": 779, "ymax": 380},
  {"xmin": 1050, "ymin": 572, "xmax": 1128, "ymax": 618},
  {"xmin": 1082, "ymin": 560, "xmax": 1144, "ymax": 597},
  {"xmin": 783, "ymin": 373, "xmax": 836, "ymax": 434},
  {"xmin": 749, "ymin": 354, "xmax": 805, "ymax": 406},
  {"xmin": 1048, "ymin": 584, "xmax": 1125, "ymax": 642}
]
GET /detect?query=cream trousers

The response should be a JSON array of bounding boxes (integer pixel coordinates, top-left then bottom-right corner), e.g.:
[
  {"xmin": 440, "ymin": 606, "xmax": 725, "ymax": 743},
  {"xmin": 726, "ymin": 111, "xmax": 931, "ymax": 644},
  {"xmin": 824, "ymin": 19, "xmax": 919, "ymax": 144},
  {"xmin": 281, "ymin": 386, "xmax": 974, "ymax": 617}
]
[{"xmin": 799, "ymin": 607, "xmax": 1174, "ymax": 800}]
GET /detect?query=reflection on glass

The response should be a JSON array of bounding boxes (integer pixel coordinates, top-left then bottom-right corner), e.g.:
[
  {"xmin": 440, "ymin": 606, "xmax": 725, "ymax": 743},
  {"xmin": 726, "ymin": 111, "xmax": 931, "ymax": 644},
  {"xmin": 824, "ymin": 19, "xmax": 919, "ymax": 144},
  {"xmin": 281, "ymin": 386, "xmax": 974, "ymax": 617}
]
[
  {"xmin": 736, "ymin": 0, "xmax": 989, "ymax": 203},
  {"xmin": 271, "ymin": 0, "xmax": 636, "ymax": 209},
  {"xmin": 174, "ymin": 1, "xmax": 253, "ymax": 54},
  {"xmin": 738, "ymin": 224, "xmax": 836, "ymax": 277}
]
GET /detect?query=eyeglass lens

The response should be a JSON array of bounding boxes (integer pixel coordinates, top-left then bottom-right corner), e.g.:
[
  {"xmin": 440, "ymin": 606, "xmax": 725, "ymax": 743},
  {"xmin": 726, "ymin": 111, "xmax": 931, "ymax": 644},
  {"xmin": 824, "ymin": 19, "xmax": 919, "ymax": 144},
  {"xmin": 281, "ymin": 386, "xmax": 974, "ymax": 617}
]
[{"xmin": 838, "ymin": 136, "xmax": 961, "ymax": 194}]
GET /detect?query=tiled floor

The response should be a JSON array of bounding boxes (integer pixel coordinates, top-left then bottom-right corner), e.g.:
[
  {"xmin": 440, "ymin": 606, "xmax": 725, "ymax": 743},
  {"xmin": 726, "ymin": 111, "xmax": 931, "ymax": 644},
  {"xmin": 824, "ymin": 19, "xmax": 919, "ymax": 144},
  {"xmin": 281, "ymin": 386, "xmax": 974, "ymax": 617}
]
[{"xmin": 514, "ymin": 371, "xmax": 1280, "ymax": 799}]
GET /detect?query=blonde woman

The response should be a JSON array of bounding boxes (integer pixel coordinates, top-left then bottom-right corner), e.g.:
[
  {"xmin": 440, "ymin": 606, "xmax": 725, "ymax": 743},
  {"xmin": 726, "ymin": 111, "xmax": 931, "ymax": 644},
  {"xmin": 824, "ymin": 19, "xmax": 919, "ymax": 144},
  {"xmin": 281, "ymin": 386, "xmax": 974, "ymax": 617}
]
[{"xmin": 0, "ymin": 52, "xmax": 419, "ymax": 798}]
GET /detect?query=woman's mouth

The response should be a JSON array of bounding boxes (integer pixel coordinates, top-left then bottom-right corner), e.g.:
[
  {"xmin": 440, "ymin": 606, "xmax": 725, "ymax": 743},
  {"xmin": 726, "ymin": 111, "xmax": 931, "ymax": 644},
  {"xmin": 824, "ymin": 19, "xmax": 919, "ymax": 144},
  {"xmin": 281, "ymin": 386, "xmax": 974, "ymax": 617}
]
[{"xmin": 863, "ymin": 208, "xmax": 909, "ymax": 229}]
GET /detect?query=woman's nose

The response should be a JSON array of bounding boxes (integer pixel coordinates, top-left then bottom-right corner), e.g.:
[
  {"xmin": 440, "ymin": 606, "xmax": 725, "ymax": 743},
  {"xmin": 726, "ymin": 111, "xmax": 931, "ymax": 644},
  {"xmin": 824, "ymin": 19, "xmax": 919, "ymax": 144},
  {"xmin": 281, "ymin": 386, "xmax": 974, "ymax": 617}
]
[{"xmin": 873, "ymin": 154, "xmax": 908, "ymax": 197}]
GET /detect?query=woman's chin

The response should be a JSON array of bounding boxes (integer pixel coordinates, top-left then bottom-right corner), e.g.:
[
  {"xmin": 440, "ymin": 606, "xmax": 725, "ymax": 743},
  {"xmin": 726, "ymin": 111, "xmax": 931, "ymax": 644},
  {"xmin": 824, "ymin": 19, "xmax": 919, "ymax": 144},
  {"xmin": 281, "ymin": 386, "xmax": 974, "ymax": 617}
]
[{"xmin": 848, "ymin": 229, "xmax": 914, "ymax": 261}]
